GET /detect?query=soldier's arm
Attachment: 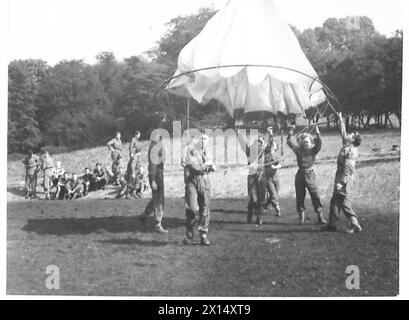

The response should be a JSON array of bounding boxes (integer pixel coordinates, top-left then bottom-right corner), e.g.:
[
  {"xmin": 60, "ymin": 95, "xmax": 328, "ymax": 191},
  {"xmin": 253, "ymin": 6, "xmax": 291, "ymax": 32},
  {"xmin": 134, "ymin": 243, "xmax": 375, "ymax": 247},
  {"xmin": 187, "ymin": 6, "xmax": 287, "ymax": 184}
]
[
  {"xmin": 312, "ymin": 132, "xmax": 322, "ymax": 155},
  {"xmin": 286, "ymin": 131, "xmax": 298, "ymax": 154},
  {"xmin": 337, "ymin": 113, "xmax": 347, "ymax": 146},
  {"xmin": 107, "ymin": 138, "xmax": 115, "ymax": 151}
]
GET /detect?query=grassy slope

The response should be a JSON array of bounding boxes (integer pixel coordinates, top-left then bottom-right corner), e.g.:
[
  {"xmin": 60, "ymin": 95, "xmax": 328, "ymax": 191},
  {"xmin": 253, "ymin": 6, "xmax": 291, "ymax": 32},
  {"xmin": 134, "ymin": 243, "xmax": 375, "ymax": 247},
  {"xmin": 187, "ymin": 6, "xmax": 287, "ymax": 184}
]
[{"xmin": 7, "ymin": 130, "xmax": 400, "ymax": 296}]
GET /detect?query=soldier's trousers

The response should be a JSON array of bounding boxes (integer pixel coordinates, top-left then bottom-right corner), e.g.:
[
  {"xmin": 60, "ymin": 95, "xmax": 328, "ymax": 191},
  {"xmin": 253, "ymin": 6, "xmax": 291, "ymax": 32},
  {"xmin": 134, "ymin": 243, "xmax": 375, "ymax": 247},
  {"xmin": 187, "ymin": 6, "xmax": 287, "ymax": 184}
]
[
  {"xmin": 43, "ymin": 168, "xmax": 54, "ymax": 199},
  {"xmin": 247, "ymin": 172, "xmax": 266, "ymax": 217},
  {"xmin": 265, "ymin": 174, "xmax": 280, "ymax": 210},
  {"xmin": 142, "ymin": 171, "xmax": 164, "ymax": 227},
  {"xmin": 25, "ymin": 172, "xmax": 37, "ymax": 197},
  {"xmin": 295, "ymin": 169, "xmax": 323, "ymax": 213},
  {"xmin": 328, "ymin": 192, "xmax": 357, "ymax": 225},
  {"xmin": 185, "ymin": 174, "xmax": 211, "ymax": 234}
]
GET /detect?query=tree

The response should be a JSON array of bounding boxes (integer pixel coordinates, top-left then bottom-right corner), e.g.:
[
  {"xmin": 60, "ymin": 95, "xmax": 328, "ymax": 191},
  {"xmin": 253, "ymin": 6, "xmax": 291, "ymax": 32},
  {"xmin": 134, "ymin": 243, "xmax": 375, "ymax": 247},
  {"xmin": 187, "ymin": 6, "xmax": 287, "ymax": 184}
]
[
  {"xmin": 36, "ymin": 60, "xmax": 116, "ymax": 147},
  {"xmin": 8, "ymin": 60, "xmax": 47, "ymax": 152}
]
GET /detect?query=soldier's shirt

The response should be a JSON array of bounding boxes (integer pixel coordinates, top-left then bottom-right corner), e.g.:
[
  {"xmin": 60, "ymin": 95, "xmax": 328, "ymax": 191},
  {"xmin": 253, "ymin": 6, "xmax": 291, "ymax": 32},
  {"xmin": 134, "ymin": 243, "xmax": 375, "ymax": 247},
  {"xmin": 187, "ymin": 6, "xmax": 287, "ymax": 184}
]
[
  {"xmin": 93, "ymin": 168, "xmax": 106, "ymax": 178},
  {"xmin": 264, "ymin": 141, "xmax": 280, "ymax": 177},
  {"xmin": 181, "ymin": 143, "xmax": 211, "ymax": 176},
  {"xmin": 69, "ymin": 179, "xmax": 83, "ymax": 191},
  {"xmin": 108, "ymin": 138, "xmax": 122, "ymax": 151},
  {"xmin": 80, "ymin": 173, "xmax": 94, "ymax": 182},
  {"xmin": 148, "ymin": 140, "xmax": 165, "ymax": 179},
  {"xmin": 42, "ymin": 155, "xmax": 54, "ymax": 170},
  {"xmin": 129, "ymin": 137, "xmax": 141, "ymax": 155},
  {"xmin": 287, "ymin": 133, "xmax": 322, "ymax": 171},
  {"xmin": 23, "ymin": 155, "xmax": 40, "ymax": 175},
  {"xmin": 246, "ymin": 141, "xmax": 265, "ymax": 176}
]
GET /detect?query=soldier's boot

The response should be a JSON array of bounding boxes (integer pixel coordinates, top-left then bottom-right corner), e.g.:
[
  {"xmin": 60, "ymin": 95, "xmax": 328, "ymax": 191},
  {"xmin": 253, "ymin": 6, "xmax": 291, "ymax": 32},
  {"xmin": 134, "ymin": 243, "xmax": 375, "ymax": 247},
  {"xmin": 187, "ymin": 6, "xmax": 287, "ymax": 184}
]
[
  {"xmin": 154, "ymin": 225, "xmax": 168, "ymax": 234},
  {"xmin": 346, "ymin": 217, "xmax": 362, "ymax": 234},
  {"xmin": 200, "ymin": 233, "xmax": 211, "ymax": 246},
  {"xmin": 275, "ymin": 205, "xmax": 281, "ymax": 217},
  {"xmin": 256, "ymin": 215, "xmax": 263, "ymax": 226},
  {"xmin": 317, "ymin": 210, "xmax": 327, "ymax": 225},
  {"xmin": 298, "ymin": 210, "xmax": 306, "ymax": 224}
]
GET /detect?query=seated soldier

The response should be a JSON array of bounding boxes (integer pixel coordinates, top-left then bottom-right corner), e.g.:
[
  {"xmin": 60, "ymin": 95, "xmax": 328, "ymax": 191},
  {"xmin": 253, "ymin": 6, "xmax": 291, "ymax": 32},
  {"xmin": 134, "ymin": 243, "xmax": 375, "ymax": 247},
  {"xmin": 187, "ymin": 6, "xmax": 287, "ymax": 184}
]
[
  {"xmin": 93, "ymin": 163, "xmax": 108, "ymax": 190},
  {"xmin": 67, "ymin": 173, "xmax": 84, "ymax": 200},
  {"xmin": 109, "ymin": 155, "xmax": 125, "ymax": 186},
  {"xmin": 80, "ymin": 167, "xmax": 94, "ymax": 195},
  {"xmin": 55, "ymin": 172, "xmax": 70, "ymax": 200},
  {"xmin": 51, "ymin": 161, "xmax": 65, "ymax": 198}
]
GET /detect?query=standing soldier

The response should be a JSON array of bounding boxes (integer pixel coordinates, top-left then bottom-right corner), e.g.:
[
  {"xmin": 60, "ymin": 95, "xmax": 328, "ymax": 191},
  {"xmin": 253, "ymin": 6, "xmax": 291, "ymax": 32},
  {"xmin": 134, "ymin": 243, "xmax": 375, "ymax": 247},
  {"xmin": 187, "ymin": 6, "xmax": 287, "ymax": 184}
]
[
  {"xmin": 238, "ymin": 132, "xmax": 266, "ymax": 225},
  {"xmin": 287, "ymin": 125, "xmax": 326, "ymax": 224},
  {"xmin": 129, "ymin": 130, "xmax": 142, "ymax": 158},
  {"xmin": 182, "ymin": 133, "xmax": 215, "ymax": 245},
  {"xmin": 322, "ymin": 113, "xmax": 362, "ymax": 233},
  {"xmin": 107, "ymin": 132, "xmax": 122, "ymax": 162},
  {"xmin": 41, "ymin": 150, "xmax": 54, "ymax": 200},
  {"xmin": 138, "ymin": 133, "xmax": 168, "ymax": 234},
  {"xmin": 264, "ymin": 127, "xmax": 282, "ymax": 217},
  {"xmin": 23, "ymin": 149, "xmax": 40, "ymax": 199}
]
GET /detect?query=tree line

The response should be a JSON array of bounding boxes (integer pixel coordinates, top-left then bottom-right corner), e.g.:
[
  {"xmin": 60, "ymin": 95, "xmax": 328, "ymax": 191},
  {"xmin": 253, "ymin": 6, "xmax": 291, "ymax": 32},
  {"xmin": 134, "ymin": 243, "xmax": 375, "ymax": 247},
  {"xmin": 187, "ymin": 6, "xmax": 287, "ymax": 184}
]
[{"xmin": 8, "ymin": 7, "xmax": 402, "ymax": 153}]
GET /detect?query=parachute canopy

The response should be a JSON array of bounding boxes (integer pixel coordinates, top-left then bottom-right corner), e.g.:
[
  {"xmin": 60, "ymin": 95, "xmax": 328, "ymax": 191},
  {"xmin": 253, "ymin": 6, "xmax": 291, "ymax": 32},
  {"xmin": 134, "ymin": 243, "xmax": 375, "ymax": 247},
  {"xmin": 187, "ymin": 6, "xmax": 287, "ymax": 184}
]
[{"xmin": 166, "ymin": 0, "xmax": 326, "ymax": 117}]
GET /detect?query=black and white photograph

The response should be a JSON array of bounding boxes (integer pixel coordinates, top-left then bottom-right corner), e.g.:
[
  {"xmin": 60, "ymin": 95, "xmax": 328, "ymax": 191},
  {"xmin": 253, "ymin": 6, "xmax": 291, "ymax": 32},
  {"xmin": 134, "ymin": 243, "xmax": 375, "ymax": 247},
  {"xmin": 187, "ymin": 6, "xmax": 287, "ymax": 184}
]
[{"xmin": 1, "ymin": 0, "xmax": 407, "ymax": 301}]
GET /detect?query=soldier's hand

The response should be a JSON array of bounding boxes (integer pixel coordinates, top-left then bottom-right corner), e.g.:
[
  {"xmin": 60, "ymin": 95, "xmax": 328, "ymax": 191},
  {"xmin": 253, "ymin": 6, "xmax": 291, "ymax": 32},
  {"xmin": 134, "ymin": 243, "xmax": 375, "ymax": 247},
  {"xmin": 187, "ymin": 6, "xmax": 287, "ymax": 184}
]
[
  {"xmin": 288, "ymin": 126, "xmax": 295, "ymax": 135},
  {"xmin": 335, "ymin": 183, "xmax": 343, "ymax": 190},
  {"xmin": 151, "ymin": 180, "xmax": 158, "ymax": 191}
]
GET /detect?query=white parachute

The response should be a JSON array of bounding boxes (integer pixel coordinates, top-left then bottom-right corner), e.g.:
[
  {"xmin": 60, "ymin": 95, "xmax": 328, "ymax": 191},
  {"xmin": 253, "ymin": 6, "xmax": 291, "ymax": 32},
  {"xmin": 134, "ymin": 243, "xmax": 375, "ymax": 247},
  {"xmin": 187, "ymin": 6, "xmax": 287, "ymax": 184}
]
[{"xmin": 165, "ymin": 0, "xmax": 328, "ymax": 118}]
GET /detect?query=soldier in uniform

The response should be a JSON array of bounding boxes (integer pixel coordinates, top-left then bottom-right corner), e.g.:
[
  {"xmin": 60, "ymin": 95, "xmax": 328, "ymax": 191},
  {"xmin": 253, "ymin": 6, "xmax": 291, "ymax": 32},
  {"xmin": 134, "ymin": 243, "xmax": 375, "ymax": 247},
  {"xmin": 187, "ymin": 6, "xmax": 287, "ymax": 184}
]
[
  {"xmin": 238, "ymin": 132, "xmax": 267, "ymax": 225},
  {"xmin": 80, "ymin": 167, "xmax": 94, "ymax": 195},
  {"xmin": 56, "ymin": 172, "xmax": 70, "ymax": 200},
  {"xmin": 264, "ymin": 127, "xmax": 282, "ymax": 217},
  {"xmin": 322, "ymin": 113, "xmax": 362, "ymax": 233},
  {"xmin": 287, "ymin": 125, "xmax": 326, "ymax": 224},
  {"xmin": 41, "ymin": 150, "xmax": 54, "ymax": 200},
  {"xmin": 22, "ymin": 149, "xmax": 40, "ymax": 199},
  {"xmin": 129, "ymin": 130, "xmax": 142, "ymax": 158},
  {"xmin": 67, "ymin": 173, "xmax": 84, "ymax": 199},
  {"xmin": 107, "ymin": 131, "xmax": 122, "ymax": 161},
  {"xmin": 182, "ymin": 133, "xmax": 215, "ymax": 246},
  {"xmin": 93, "ymin": 163, "xmax": 108, "ymax": 190},
  {"xmin": 138, "ymin": 134, "xmax": 168, "ymax": 234}
]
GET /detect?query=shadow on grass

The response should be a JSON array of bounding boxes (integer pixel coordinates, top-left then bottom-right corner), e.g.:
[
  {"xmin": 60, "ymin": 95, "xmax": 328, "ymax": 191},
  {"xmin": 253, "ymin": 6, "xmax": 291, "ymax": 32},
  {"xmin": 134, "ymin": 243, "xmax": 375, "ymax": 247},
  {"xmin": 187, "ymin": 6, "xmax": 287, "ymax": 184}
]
[
  {"xmin": 22, "ymin": 216, "xmax": 185, "ymax": 236},
  {"xmin": 99, "ymin": 238, "xmax": 178, "ymax": 247},
  {"xmin": 7, "ymin": 186, "xmax": 27, "ymax": 198}
]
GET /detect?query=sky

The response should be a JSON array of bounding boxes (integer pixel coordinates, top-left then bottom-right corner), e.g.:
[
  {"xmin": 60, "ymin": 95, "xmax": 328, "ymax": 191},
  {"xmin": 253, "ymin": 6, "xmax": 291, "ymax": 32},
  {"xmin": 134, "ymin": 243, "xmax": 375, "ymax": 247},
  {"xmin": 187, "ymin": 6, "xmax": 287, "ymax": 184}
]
[{"xmin": 6, "ymin": 0, "xmax": 405, "ymax": 65}]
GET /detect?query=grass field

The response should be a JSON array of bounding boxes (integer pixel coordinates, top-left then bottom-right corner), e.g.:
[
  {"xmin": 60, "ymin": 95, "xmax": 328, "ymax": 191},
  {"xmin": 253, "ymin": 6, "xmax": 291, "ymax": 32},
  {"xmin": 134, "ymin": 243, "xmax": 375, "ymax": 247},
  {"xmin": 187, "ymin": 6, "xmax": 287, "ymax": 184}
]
[{"xmin": 7, "ymin": 129, "xmax": 400, "ymax": 296}]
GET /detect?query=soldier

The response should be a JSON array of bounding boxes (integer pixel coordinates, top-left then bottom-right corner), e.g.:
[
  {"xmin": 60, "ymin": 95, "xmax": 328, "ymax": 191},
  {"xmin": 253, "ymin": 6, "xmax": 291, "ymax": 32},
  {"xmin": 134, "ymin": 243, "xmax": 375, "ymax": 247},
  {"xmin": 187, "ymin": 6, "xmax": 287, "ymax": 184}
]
[
  {"xmin": 93, "ymin": 163, "xmax": 108, "ymax": 190},
  {"xmin": 322, "ymin": 113, "xmax": 362, "ymax": 233},
  {"xmin": 107, "ymin": 131, "xmax": 122, "ymax": 162},
  {"xmin": 67, "ymin": 173, "xmax": 84, "ymax": 200},
  {"xmin": 287, "ymin": 125, "xmax": 326, "ymax": 224},
  {"xmin": 182, "ymin": 133, "xmax": 215, "ymax": 246},
  {"xmin": 22, "ymin": 149, "xmax": 40, "ymax": 199},
  {"xmin": 264, "ymin": 127, "xmax": 282, "ymax": 217},
  {"xmin": 56, "ymin": 172, "xmax": 70, "ymax": 200},
  {"xmin": 129, "ymin": 130, "xmax": 142, "ymax": 158},
  {"xmin": 238, "ymin": 132, "xmax": 266, "ymax": 225},
  {"xmin": 41, "ymin": 150, "xmax": 54, "ymax": 200},
  {"xmin": 138, "ymin": 133, "xmax": 168, "ymax": 234},
  {"xmin": 80, "ymin": 167, "xmax": 94, "ymax": 195},
  {"xmin": 108, "ymin": 155, "xmax": 125, "ymax": 186}
]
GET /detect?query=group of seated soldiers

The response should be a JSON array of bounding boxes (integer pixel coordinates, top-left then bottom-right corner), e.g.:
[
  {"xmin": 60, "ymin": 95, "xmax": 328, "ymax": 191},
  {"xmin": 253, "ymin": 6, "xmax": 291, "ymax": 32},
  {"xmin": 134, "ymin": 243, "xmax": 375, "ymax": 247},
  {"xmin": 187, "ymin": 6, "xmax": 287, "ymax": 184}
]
[{"xmin": 23, "ymin": 149, "xmax": 147, "ymax": 200}]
